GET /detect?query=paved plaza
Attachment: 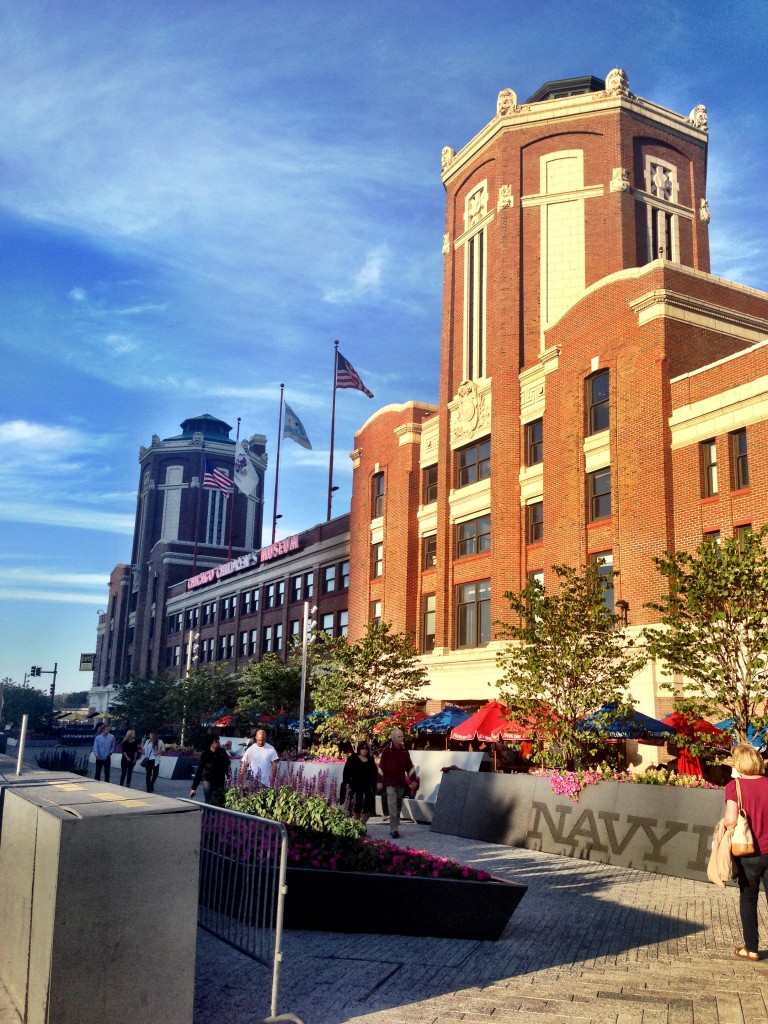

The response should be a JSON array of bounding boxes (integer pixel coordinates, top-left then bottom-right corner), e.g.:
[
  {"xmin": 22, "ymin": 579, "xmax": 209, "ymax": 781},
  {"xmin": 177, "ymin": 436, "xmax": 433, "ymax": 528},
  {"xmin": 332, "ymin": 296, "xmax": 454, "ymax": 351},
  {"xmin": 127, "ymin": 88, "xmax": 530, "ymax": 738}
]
[{"xmin": 2, "ymin": 761, "xmax": 768, "ymax": 1023}]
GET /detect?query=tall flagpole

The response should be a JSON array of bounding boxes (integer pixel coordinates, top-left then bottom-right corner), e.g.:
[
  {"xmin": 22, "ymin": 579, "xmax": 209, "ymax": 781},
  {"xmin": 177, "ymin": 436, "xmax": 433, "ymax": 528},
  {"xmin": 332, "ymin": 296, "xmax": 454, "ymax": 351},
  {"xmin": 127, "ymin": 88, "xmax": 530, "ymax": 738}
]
[
  {"xmin": 327, "ymin": 340, "xmax": 339, "ymax": 521},
  {"xmin": 192, "ymin": 444, "xmax": 205, "ymax": 573},
  {"xmin": 227, "ymin": 417, "xmax": 240, "ymax": 560},
  {"xmin": 272, "ymin": 383, "xmax": 285, "ymax": 544}
]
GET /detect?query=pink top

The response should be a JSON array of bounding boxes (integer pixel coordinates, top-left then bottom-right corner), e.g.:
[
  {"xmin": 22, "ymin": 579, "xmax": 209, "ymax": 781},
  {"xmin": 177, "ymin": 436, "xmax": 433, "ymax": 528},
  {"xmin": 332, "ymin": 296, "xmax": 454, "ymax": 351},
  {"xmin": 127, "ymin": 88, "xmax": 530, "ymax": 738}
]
[{"xmin": 725, "ymin": 775, "xmax": 768, "ymax": 854}]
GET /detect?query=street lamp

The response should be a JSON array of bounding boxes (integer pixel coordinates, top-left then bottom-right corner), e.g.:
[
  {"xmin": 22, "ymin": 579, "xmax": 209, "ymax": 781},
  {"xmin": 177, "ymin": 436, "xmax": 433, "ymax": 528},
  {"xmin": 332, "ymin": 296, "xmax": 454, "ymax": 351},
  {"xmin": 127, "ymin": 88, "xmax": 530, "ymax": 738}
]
[{"xmin": 297, "ymin": 602, "xmax": 317, "ymax": 754}]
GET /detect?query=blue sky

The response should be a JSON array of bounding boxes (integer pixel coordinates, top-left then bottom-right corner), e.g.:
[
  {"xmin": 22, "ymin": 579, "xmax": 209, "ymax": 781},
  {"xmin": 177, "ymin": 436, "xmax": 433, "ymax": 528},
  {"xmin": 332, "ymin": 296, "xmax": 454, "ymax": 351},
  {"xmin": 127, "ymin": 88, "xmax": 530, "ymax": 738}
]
[{"xmin": 2, "ymin": 0, "xmax": 767, "ymax": 693}]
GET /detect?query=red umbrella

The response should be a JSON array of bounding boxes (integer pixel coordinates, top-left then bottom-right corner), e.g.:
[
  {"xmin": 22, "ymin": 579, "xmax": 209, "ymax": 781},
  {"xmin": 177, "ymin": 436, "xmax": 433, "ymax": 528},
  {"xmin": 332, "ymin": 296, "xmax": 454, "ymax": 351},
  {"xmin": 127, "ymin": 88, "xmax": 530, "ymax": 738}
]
[
  {"xmin": 450, "ymin": 701, "xmax": 531, "ymax": 743},
  {"xmin": 373, "ymin": 710, "xmax": 429, "ymax": 734},
  {"xmin": 661, "ymin": 712, "xmax": 727, "ymax": 778}
]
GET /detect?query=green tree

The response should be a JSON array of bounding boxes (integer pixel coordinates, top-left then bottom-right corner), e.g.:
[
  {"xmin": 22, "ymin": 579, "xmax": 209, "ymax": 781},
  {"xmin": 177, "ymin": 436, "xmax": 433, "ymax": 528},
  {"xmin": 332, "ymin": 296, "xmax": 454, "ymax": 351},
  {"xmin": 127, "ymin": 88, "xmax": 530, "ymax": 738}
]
[
  {"xmin": 109, "ymin": 675, "xmax": 176, "ymax": 738},
  {"xmin": 54, "ymin": 690, "xmax": 89, "ymax": 710},
  {"xmin": 310, "ymin": 621, "xmax": 427, "ymax": 744},
  {"xmin": 236, "ymin": 653, "xmax": 302, "ymax": 723},
  {"xmin": 0, "ymin": 680, "xmax": 51, "ymax": 732},
  {"xmin": 645, "ymin": 528, "xmax": 768, "ymax": 745},
  {"xmin": 165, "ymin": 666, "xmax": 242, "ymax": 746},
  {"xmin": 497, "ymin": 563, "xmax": 646, "ymax": 768}
]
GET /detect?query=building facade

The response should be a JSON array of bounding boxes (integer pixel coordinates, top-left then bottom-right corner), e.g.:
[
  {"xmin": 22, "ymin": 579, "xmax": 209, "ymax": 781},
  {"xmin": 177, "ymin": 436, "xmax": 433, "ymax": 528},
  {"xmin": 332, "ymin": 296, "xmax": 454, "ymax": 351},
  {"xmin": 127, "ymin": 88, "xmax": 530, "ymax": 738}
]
[
  {"xmin": 349, "ymin": 69, "xmax": 768, "ymax": 713},
  {"xmin": 90, "ymin": 414, "xmax": 267, "ymax": 705}
]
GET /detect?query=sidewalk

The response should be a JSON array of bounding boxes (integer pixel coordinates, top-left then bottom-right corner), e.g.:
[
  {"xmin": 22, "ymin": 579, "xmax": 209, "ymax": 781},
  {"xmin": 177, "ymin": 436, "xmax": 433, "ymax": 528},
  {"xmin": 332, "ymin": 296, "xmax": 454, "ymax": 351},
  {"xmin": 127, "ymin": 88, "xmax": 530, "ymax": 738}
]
[{"xmin": 4, "ymin": 761, "xmax": 768, "ymax": 1023}]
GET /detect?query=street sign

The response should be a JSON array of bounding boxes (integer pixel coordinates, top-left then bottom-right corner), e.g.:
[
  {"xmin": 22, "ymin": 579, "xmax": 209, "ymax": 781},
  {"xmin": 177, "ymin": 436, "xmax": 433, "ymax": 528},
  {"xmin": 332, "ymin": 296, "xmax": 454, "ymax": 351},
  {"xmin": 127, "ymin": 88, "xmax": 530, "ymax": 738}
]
[{"xmin": 79, "ymin": 653, "xmax": 95, "ymax": 671}]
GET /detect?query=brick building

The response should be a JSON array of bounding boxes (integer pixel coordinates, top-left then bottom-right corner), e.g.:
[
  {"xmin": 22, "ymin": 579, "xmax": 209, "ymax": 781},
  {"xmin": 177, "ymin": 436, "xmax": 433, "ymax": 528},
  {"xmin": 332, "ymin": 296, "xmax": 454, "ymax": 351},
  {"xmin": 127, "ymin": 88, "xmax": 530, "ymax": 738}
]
[
  {"xmin": 349, "ymin": 69, "xmax": 768, "ymax": 713},
  {"xmin": 90, "ymin": 414, "xmax": 267, "ymax": 707}
]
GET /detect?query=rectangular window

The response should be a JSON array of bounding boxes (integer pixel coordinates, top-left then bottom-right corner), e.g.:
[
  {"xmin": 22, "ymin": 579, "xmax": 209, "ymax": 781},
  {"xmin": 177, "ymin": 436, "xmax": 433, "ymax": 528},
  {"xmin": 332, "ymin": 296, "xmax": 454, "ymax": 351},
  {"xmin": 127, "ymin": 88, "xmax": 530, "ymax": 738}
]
[
  {"xmin": 167, "ymin": 612, "xmax": 182, "ymax": 635},
  {"xmin": 589, "ymin": 468, "xmax": 611, "ymax": 521},
  {"xmin": 370, "ymin": 600, "xmax": 382, "ymax": 626},
  {"xmin": 372, "ymin": 472, "xmax": 385, "ymax": 518},
  {"xmin": 456, "ymin": 579, "xmax": 491, "ymax": 648},
  {"xmin": 423, "ymin": 534, "xmax": 437, "ymax": 570},
  {"xmin": 703, "ymin": 530, "xmax": 721, "ymax": 551},
  {"xmin": 165, "ymin": 645, "xmax": 180, "ymax": 668},
  {"xmin": 465, "ymin": 227, "xmax": 486, "ymax": 380},
  {"xmin": 274, "ymin": 624, "xmax": 283, "ymax": 652},
  {"xmin": 340, "ymin": 560, "xmax": 350, "ymax": 590},
  {"xmin": 202, "ymin": 638, "xmax": 215, "ymax": 663},
  {"xmin": 422, "ymin": 594, "xmax": 436, "ymax": 653},
  {"xmin": 184, "ymin": 607, "xmax": 199, "ymax": 630},
  {"xmin": 422, "ymin": 465, "xmax": 438, "ymax": 504},
  {"xmin": 239, "ymin": 630, "xmax": 249, "ymax": 657},
  {"xmin": 322, "ymin": 565, "xmax": 336, "ymax": 594},
  {"xmin": 526, "ymin": 419, "xmax": 543, "ymax": 466},
  {"xmin": 456, "ymin": 438, "xmax": 491, "ymax": 488},
  {"xmin": 338, "ymin": 610, "xmax": 348, "ymax": 637},
  {"xmin": 321, "ymin": 613, "xmax": 334, "ymax": 636},
  {"xmin": 249, "ymin": 629, "xmax": 258, "ymax": 656},
  {"xmin": 735, "ymin": 523, "xmax": 753, "ymax": 550},
  {"xmin": 276, "ymin": 580, "xmax": 285, "ymax": 607},
  {"xmin": 732, "ymin": 429, "xmax": 750, "ymax": 490},
  {"xmin": 218, "ymin": 635, "xmax": 228, "ymax": 660},
  {"xmin": 528, "ymin": 570, "xmax": 544, "ymax": 590},
  {"xmin": 588, "ymin": 370, "xmax": 609, "ymax": 434},
  {"xmin": 526, "ymin": 502, "xmax": 544, "ymax": 544},
  {"xmin": 372, "ymin": 542, "xmax": 383, "ymax": 579},
  {"xmin": 202, "ymin": 602, "xmax": 216, "ymax": 626},
  {"xmin": 290, "ymin": 576, "xmax": 302, "ymax": 603},
  {"xmin": 290, "ymin": 620, "xmax": 301, "ymax": 641},
  {"xmin": 701, "ymin": 439, "xmax": 718, "ymax": 497},
  {"xmin": 590, "ymin": 551, "xmax": 615, "ymax": 614},
  {"xmin": 456, "ymin": 514, "xmax": 491, "ymax": 558},
  {"xmin": 262, "ymin": 625, "xmax": 273, "ymax": 654},
  {"xmin": 304, "ymin": 572, "xmax": 314, "ymax": 600},
  {"xmin": 265, "ymin": 584, "xmax": 276, "ymax": 609},
  {"xmin": 220, "ymin": 595, "xmax": 236, "ymax": 620}
]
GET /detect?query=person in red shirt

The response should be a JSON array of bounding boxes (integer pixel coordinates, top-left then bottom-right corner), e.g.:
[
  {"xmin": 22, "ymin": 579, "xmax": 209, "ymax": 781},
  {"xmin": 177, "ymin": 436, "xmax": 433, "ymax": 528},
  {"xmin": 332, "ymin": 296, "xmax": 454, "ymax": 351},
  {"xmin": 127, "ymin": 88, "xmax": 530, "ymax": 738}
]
[
  {"xmin": 377, "ymin": 728, "xmax": 416, "ymax": 838},
  {"xmin": 725, "ymin": 743, "xmax": 768, "ymax": 960}
]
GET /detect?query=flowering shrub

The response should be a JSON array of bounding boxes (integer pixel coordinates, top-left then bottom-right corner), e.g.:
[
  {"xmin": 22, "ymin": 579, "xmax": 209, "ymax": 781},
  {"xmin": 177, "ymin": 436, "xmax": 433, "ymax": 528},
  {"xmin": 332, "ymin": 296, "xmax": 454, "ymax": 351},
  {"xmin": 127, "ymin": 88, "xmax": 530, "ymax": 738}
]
[{"xmin": 532, "ymin": 763, "xmax": 720, "ymax": 801}]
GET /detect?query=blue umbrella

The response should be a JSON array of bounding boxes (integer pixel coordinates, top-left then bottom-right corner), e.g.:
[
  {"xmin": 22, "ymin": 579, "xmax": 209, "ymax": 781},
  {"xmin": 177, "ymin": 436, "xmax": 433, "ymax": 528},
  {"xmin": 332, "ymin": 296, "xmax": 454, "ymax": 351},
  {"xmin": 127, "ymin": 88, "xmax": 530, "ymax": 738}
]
[
  {"xmin": 715, "ymin": 719, "xmax": 768, "ymax": 749},
  {"xmin": 578, "ymin": 703, "xmax": 676, "ymax": 740},
  {"xmin": 412, "ymin": 706, "xmax": 472, "ymax": 735}
]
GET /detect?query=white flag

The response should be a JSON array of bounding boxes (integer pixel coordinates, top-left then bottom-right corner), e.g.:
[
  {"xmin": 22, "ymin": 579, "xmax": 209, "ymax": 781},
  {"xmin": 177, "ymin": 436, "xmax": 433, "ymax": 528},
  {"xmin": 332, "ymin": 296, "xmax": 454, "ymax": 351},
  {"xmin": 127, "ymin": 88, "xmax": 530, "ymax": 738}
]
[
  {"xmin": 234, "ymin": 438, "xmax": 259, "ymax": 496},
  {"xmin": 283, "ymin": 403, "xmax": 312, "ymax": 450}
]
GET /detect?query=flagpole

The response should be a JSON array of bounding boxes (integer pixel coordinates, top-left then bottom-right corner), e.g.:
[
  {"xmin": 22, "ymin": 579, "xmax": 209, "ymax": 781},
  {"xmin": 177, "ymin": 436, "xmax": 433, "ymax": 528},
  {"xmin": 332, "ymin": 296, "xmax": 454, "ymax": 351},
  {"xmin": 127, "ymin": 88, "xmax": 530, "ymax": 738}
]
[
  {"xmin": 192, "ymin": 444, "xmax": 205, "ymax": 573},
  {"xmin": 227, "ymin": 417, "xmax": 240, "ymax": 560},
  {"xmin": 327, "ymin": 340, "xmax": 339, "ymax": 521},
  {"xmin": 272, "ymin": 383, "xmax": 285, "ymax": 544}
]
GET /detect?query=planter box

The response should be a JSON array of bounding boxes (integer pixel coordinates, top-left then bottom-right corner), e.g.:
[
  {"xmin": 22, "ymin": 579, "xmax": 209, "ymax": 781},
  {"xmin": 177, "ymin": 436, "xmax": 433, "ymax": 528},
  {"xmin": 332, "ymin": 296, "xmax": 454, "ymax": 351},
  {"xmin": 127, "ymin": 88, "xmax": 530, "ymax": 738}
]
[{"xmin": 282, "ymin": 865, "xmax": 525, "ymax": 940}]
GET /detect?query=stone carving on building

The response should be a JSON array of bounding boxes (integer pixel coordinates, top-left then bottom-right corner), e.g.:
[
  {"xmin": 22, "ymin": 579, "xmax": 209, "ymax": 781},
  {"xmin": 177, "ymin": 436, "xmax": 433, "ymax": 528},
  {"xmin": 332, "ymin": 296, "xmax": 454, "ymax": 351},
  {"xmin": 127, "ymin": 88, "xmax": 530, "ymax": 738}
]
[
  {"xmin": 192, "ymin": 431, "xmax": 204, "ymax": 446},
  {"xmin": 151, "ymin": 434, "xmax": 162, "ymax": 447},
  {"xmin": 442, "ymin": 232, "xmax": 450, "ymax": 255},
  {"xmin": 699, "ymin": 197, "xmax": 711, "ymax": 223},
  {"xmin": 689, "ymin": 104, "xmax": 708, "ymax": 130},
  {"xmin": 441, "ymin": 146, "xmax": 456, "ymax": 172},
  {"xmin": 610, "ymin": 167, "xmax": 631, "ymax": 193},
  {"xmin": 497, "ymin": 184, "xmax": 514, "ymax": 210},
  {"xmin": 450, "ymin": 380, "xmax": 491, "ymax": 443},
  {"xmin": 496, "ymin": 88, "xmax": 518, "ymax": 117},
  {"xmin": 605, "ymin": 67, "xmax": 631, "ymax": 98},
  {"xmin": 465, "ymin": 183, "xmax": 488, "ymax": 230},
  {"xmin": 521, "ymin": 382, "xmax": 545, "ymax": 409}
]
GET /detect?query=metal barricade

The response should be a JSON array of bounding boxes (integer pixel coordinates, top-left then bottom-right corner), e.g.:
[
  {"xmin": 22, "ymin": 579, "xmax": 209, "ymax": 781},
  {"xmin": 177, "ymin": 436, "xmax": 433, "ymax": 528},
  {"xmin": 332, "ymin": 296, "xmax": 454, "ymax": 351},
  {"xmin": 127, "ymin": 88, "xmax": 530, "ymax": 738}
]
[{"xmin": 184, "ymin": 801, "xmax": 304, "ymax": 1024}]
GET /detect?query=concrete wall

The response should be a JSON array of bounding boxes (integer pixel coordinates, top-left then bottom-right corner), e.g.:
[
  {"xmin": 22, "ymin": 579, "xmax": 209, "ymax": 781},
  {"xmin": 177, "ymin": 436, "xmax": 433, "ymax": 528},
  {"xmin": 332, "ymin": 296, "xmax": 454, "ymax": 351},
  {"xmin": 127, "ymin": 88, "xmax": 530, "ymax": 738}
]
[
  {"xmin": 0, "ymin": 761, "xmax": 200, "ymax": 1024},
  {"xmin": 431, "ymin": 770, "xmax": 724, "ymax": 882}
]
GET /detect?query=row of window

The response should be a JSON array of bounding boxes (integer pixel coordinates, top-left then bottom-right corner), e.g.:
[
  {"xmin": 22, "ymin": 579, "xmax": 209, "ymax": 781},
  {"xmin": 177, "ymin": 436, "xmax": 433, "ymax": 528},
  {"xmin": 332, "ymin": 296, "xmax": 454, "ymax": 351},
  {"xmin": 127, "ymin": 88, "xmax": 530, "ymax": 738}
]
[
  {"xmin": 166, "ymin": 563, "xmax": 348, "ymax": 634},
  {"xmin": 165, "ymin": 611, "xmax": 349, "ymax": 668},
  {"xmin": 701, "ymin": 428, "xmax": 750, "ymax": 497}
]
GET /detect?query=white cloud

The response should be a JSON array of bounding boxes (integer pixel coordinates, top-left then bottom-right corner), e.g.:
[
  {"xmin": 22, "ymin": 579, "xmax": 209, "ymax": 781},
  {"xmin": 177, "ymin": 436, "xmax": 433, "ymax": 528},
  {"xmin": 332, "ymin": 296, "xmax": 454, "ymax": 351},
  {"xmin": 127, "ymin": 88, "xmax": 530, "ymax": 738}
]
[
  {"xmin": 1, "ymin": 569, "xmax": 107, "ymax": 588},
  {"xmin": 102, "ymin": 333, "xmax": 138, "ymax": 355},
  {"xmin": 0, "ymin": 589, "xmax": 104, "ymax": 605},
  {"xmin": 323, "ymin": 247, "xmax": 391, "ymax": 305},
  {"xmin": 69, "ymin": 286, "xmax": 87, "ymax": 302},
  {"xmin": 0, "ymin": 502, "xmax": 135, "ymax": 535}
]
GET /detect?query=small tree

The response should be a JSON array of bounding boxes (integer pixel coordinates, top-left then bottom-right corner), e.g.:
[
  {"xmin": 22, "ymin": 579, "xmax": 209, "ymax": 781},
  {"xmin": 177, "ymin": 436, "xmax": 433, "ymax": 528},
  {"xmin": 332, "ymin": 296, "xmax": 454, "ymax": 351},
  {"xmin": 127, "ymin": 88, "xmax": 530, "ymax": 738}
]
[
  {"xmin": 236, "ymin": 653, "xmax": 303, "ymax": 748},
  {"xmin": 0, "ymin": 680, "xmax": 51, "ymax": 733},
  {"xmin": 109, "ymin": 675, "xmax": 176, "ymax": 738},
  {"xmin": 310, "ymin": 621, "xmax": 427, "ymax": 745},
  {"xmin": 165, "ymin": 665, "xmax": 242, "ymax": 747},
  {"xmin": 645, "ymin": 527, "xmax": 768, "ymax": 745},
  {"xmin": 497, "ymin": 563, "xmax": 647, "ymax": 768}
]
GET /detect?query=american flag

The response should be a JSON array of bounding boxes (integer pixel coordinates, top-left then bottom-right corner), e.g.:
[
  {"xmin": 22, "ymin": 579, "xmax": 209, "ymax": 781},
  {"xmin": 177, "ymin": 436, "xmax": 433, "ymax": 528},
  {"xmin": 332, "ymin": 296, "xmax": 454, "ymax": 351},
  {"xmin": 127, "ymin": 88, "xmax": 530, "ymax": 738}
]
[
  {"xmin": 203, "ymin": 460, "xmax": 234, "ymax": 493},
  {"xmin": 335, "ymin": 351, "xmax": 374, "ymax": 398}
]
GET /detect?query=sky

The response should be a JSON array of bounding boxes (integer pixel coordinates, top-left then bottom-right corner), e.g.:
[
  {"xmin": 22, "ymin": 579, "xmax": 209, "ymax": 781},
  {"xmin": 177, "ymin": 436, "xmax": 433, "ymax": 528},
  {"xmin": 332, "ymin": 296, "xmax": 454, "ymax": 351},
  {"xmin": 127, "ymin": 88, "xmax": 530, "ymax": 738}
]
[{"xmin": 1, "ymin": 0, "xmax": 767, "ymax": 694}]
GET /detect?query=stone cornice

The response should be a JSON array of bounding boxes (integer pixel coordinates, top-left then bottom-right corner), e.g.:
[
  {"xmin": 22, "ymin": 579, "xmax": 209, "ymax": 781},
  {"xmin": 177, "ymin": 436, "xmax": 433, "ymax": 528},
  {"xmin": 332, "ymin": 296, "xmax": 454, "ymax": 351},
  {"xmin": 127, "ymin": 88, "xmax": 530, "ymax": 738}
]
[{"xmin": 630, "ymin": 289, "xmax": 768, "ymax": 342}]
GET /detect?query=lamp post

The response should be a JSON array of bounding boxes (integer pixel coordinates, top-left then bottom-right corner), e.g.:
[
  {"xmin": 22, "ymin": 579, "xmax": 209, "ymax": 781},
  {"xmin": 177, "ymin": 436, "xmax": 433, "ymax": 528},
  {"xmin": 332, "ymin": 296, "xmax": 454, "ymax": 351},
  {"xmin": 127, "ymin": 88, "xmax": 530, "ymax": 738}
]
[
  {"xmin": 297, "ymin": 601, "xmax": 317, "ymax": 754},
  {"xmin": 180, "ymin": 631, "xmax": 200, "ymax": 748}
]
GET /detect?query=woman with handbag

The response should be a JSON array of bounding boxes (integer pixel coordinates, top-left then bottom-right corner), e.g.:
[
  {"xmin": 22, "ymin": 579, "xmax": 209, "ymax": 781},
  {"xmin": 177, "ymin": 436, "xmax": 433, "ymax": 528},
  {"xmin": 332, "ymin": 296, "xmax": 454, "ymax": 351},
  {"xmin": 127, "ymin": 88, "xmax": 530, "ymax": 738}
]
[
  {"xmin": 142, "ymin": 730, "xmax": 165, "ymax": 793},
  {"xmin": 724, "ymin": 743, "xmax": 768, "ymax": 961}
]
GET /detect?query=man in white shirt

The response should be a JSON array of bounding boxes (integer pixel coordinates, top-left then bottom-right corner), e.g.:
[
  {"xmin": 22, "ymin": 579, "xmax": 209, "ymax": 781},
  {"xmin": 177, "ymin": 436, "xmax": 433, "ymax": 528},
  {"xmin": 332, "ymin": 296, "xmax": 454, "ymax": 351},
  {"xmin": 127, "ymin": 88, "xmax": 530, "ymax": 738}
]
[{"xmin": 239, "ymin": 729, "xmax": 279, "ymax": 785}]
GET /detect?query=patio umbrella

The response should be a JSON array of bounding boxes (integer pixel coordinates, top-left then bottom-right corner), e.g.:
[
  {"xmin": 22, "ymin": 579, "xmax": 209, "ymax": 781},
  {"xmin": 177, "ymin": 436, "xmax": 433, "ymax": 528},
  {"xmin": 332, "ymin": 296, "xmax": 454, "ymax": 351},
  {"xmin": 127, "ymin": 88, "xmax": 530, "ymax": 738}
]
[
  {"xmin": 578, "ymin": 703, "xmax": 676, "ymax": 741},
  {"xmin": 715, "ymin": 719, "xmax": 768, "ymax": 749},
  {"xmin": 450, "ymin": 701, "xmax": 532, "ymax": 743},
  {"xmin": 412, "ymin": 706, "xmax": 472, "ymax": 735},
  {"xmin": 373, "ymin": 710, "xmax": 429, "ymax": 734},
  {"xmin": 56, "ymin": 711, "xmax": 89, "ymax": 722}
]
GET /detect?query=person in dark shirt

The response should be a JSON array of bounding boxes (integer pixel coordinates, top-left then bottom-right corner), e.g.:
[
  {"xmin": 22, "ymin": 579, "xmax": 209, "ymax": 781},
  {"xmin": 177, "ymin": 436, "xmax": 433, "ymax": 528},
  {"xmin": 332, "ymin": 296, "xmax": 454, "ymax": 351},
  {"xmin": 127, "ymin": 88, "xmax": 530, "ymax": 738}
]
[
  {"xmin": 340, "ymin": 741, "xmax": 378, "ymax": 824},
  {"xmin": 377, "ymin": 729, "xmax": 416, "ymax": 839},
  {"xmin": 119, "ymin": 729, "xmax": 140, "ymax": 787},
  {"xmin": 190, "ymin": 735, "xmax": 232, "ymax": 805}
]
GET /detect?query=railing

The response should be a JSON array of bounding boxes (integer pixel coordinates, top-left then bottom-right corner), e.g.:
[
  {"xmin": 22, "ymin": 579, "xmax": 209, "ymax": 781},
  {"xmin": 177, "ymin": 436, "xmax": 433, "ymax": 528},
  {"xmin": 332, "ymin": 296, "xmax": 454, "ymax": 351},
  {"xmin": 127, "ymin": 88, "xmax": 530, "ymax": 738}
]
[{"xmin": 184, "ymin": 801, "xmax": 305, "ymax": 1024}]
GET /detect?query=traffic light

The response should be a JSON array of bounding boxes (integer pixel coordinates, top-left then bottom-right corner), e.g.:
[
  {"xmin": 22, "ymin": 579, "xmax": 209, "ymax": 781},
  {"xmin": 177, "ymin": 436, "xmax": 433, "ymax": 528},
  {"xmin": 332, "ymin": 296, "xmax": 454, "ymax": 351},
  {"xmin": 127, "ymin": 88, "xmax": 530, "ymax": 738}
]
[
  {"xmin": 49, "ymin": 683, "xmax": 55, "ymax": 698},
  {"xmin": 30, "ymin": 665, "xmax": 41, "ymax": 677}
]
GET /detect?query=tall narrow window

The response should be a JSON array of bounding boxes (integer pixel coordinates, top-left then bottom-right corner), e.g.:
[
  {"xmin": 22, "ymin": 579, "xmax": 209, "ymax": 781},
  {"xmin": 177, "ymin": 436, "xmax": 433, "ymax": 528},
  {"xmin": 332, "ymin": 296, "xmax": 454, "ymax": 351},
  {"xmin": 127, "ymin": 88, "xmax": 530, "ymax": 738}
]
[
  {"xmin": 590, "ymin": 551, "xmax": 615, "ymax": 614},
  {"xmin": 372, "ymin": 472, "xmax": 385, "ymax": 518},
  {"xmin": 370, "ymin": 600, "xmax": 382, "ymax": 626},
  {"xmin": 735, "ymin": 524, "xmax": 753, "ymax": 550},
  {"xmin": 526, "ymin": 419, "xmax": 543, "ymax": 466},
  {"xmin": 589, "ymin": 469, "xmax": 611, "ymax": 521},
  {"xmin": 456, "ymin": 579, "xmax": 491, "ymax": 648},
  {"xmin": 206, "ymin": 489, "xmax": 228, "ymax": 545},
  {"xmin": 731, "ymin": 429, "xmax": 750, "ymax": 490},
  {"xmin": 701, "ymin": 439, "xmax": 718, "ymax": 497},
  {"xmin": 422, "ymin": 594, "xmax": 436, "ymax": 653},
  {"xmin": 463, "ymin": 182, "xmax": 488, "ymax": 380},
  {"xmin": 526, "ymin": 502, "xmax": 544, "ymax": 544},
  {"xmin": 371, "ymin": 543, "xmax": 383, "ymax": 579},
  {"xmin": 588, "ymin": 370, "xmax": 609, "ymax": 434},
  {"xmin": 322, "ymin": 565, "xmax": 336, "ymax": 594},
  {"xmin": 338, "ymin": 610, "xmax": 348, "ymax": 637},
  {"xmin": 422, "ymin": 465, "xmax": 438, "ymax": 504},
  {"xmin": 645, "ymin": 159, "xmax": 679, "ymax": 263},
  {"xmin": 340, "ymin": 560, "xmax": 350, "ymax": 589},
  {"xmin": 423, "ymin": 534, "xmax": 437, "ymax": 570}
]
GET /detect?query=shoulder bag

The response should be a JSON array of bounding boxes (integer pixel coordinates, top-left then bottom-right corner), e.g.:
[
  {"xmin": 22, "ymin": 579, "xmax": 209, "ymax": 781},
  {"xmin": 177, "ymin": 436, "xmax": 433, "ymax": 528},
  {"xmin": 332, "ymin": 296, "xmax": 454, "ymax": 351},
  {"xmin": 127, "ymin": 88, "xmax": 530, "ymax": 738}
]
[{"xmin": 732, "ymin": 778, "xmax": 756, "ymax": 857}]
